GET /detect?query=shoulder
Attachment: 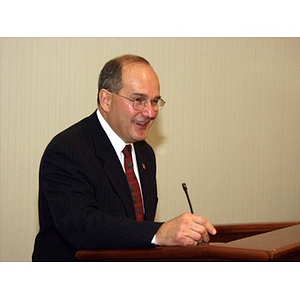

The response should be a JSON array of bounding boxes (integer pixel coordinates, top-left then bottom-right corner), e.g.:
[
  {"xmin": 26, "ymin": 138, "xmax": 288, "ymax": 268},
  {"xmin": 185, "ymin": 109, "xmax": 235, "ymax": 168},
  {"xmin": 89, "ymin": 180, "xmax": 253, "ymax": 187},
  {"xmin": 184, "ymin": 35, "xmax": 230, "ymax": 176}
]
[
  {"xmin": 134, "ymin": 140, "xmax": 155, "ymax": 157},
  {"xmin": 134, "ymin": 140, "xmax": 156, "ymax": 171},
  {"xmin": 43, "ymin": 112, "xmax": 98, "ymax": 157},
  {"xmin": 54, "ymin": 112, "xmax": 96, "ymax": 141}
]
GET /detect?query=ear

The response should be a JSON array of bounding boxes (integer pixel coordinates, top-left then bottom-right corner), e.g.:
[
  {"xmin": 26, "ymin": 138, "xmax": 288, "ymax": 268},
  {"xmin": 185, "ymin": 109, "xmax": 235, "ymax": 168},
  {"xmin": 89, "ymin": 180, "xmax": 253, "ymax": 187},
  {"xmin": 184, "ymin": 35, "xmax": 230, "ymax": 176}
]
[{"xmin": 98, "ymin": 89, "xmax": 112, "ymax": 112}]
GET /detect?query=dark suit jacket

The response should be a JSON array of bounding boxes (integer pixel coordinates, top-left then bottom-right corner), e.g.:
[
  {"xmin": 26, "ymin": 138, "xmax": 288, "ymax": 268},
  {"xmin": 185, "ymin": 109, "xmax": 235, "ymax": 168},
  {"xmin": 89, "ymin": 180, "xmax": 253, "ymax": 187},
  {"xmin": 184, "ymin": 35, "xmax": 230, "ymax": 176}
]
[{"xmin": 32, "ymin": 111, "xmax": 163, "ymax": 261}]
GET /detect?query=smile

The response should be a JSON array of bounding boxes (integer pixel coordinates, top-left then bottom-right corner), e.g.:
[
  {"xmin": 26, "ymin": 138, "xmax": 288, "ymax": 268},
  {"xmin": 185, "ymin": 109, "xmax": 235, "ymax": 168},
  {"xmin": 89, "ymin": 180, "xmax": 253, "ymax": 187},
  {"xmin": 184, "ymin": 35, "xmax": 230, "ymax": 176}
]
[{"xmin": 134, "ymin": 120, "xmax": 150, "ymax": 127}]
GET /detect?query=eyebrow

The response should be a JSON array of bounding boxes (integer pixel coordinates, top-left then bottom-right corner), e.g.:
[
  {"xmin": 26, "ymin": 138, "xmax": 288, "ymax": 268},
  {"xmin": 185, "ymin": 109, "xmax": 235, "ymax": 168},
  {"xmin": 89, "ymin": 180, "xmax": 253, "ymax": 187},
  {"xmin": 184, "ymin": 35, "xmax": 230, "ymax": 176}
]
[{"xmin": 130, "ymin": 92, "xmax": 161, "ymax": 100}]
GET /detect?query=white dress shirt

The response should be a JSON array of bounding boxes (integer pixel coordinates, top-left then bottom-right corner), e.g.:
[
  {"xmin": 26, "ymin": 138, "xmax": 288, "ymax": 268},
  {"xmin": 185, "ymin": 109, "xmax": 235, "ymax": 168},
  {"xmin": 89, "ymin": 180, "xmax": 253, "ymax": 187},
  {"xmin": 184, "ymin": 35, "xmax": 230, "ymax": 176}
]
[
  {"xmin": 96, "ymin": 109, "xmax": 143, "ymax": 199},
  {"xmin": 96, "ymin": 109, "xmax": 157, "ymax": 244}
]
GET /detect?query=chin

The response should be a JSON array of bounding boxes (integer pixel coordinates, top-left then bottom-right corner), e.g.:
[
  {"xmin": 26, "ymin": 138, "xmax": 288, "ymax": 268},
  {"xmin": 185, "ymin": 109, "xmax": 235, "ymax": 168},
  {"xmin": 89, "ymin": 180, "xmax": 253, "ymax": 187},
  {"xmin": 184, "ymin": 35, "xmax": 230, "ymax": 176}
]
[
  {"xmin": 132, "ymin": 129, "xmax": 149, "ymax": 142},
  {"xmin": 133, "ymin": 134, "xmax": 148, "ymax": 142}
]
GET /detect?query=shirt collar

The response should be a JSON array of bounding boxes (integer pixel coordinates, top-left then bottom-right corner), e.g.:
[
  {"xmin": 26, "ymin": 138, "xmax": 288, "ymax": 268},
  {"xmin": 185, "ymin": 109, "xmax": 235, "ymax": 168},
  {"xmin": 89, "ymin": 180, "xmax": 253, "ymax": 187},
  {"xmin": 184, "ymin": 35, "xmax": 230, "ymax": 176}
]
[{"xmin": 96, "ymin": 109, "xmax": 132, "ymax": 160}]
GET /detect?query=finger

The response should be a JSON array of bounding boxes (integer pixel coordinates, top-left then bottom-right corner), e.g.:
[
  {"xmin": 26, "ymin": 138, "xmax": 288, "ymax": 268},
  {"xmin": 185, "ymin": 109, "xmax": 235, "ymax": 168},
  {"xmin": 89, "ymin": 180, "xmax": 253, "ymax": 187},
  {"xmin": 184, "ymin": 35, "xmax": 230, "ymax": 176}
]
[
  {"xmin": 191, "ymin": 215, "xmax": 217, "ymax": 235},
  {"xmin": 196, "ymin": 235, "xmax": 204, "ymax": 245},
  {"xmin": 195, "ymin": 228, "xmax": 210, "ymax": 243},
  {"xmin": 187, "ymin": 229, "xmax": 203, "ymax": 243},
  {"xmin": 201, "ymin": 231, "xmax": 210, "ymax": 243},
  {"xmin": 188, "ymin": 223, "xmax": 211, "ymax": 243}
]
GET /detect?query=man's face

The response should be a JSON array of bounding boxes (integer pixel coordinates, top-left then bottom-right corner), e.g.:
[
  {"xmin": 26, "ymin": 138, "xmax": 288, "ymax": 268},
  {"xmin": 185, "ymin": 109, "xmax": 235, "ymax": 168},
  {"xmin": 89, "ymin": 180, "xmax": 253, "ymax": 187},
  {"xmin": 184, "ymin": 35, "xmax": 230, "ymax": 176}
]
[{"xmin": 103, "ymin": 63, "xmax": 161, "ymax": 143}]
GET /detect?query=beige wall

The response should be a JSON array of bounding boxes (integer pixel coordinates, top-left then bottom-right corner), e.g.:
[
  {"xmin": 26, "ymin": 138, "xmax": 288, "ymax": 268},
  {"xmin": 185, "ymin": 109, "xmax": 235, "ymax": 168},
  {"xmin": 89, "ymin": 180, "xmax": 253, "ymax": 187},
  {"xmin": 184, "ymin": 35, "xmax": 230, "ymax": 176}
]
[{"xmin": 1, "ymin": 37, "xmax": 299, "ymax": 261}]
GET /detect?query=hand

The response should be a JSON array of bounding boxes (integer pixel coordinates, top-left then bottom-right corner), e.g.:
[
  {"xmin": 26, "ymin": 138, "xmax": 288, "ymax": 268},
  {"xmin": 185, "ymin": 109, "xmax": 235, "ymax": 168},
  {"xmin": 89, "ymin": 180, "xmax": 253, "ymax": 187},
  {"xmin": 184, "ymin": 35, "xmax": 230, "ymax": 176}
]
[{"xmin": 155, "ymin": 212, "xmax": 217, "ymax": 246}]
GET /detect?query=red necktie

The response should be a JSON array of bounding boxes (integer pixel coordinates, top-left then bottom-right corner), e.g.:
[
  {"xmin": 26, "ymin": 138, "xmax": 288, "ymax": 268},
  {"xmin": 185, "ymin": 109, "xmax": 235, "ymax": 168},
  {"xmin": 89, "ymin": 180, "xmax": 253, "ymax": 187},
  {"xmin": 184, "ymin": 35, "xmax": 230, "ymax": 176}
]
[{"xmin": 122, "ymin": 145, "xmax": 144, "ymax": 221}]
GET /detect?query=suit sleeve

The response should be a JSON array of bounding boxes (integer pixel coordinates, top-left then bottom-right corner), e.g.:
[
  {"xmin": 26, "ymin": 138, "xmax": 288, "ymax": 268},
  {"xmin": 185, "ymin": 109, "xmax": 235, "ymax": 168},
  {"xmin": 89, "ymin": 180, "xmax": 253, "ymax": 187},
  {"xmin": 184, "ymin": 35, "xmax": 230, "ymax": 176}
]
[{"xmin": 39, "ymin": 133, "xmax": 163, "ymax": 250}]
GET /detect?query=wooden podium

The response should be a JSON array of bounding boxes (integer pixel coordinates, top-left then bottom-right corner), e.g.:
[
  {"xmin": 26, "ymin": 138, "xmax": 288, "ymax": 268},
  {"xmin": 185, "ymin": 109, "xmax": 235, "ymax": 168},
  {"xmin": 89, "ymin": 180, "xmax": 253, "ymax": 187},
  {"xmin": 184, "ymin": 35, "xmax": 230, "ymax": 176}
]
[{"xmin": 75, "ymin": 222, "xmax": 300, "ymax": 262}]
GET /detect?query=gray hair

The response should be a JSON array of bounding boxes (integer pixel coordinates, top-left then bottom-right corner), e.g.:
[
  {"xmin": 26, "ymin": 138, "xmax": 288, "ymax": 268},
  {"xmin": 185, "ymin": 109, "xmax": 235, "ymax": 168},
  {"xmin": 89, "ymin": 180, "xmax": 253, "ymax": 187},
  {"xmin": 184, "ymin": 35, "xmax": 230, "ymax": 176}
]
[{"xmin": 97, "ymin": 54, "xmax": 151, "ymax": 104}]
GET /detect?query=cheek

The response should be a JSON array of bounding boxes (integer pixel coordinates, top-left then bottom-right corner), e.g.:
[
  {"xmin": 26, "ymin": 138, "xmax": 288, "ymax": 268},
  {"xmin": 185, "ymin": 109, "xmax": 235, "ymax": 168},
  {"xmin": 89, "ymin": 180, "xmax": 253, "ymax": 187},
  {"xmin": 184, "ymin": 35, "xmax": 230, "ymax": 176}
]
[
  {"xmin": 108, "ymin": 100, "xmax": 139, "ymax": 136},
  {"xmin": 110, "ymin": 105, "xmax": 133, "ymax": 133},
  {"xmin": 117, "ymin": 109, "xmax": 132, "ymax": 127}
]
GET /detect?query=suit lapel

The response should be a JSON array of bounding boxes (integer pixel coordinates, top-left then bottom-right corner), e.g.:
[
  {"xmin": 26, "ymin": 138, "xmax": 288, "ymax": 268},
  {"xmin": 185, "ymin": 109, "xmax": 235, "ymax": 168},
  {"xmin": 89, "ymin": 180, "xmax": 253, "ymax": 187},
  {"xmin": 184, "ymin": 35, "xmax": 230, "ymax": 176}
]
[
  {"xmin": 103, "ymin": 154, "xmax": 136, "ymax": 219},
  {"xmin": 134, "ymin": 144, "xmax": 152, "ymax": 221},
  {"xmin": 86, "ymin": 111, "xmax": 136, "ymax": 219}
]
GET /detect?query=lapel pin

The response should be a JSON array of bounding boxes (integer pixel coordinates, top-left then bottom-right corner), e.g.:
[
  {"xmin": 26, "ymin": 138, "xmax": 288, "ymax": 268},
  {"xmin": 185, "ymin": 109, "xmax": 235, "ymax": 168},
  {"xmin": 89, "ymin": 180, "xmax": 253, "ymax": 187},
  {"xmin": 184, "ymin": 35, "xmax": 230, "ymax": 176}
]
[{"xmin": 142, "ymin": 163, "xmax": 146, "ymax": 170}]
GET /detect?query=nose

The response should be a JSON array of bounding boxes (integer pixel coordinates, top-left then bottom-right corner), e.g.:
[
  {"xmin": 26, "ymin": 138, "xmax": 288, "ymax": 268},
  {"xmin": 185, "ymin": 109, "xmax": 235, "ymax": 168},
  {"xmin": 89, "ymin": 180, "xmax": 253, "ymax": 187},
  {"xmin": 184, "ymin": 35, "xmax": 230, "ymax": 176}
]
[{"xmin": 141, "ymin": 101, "xmax": 158, "ymax": 119}]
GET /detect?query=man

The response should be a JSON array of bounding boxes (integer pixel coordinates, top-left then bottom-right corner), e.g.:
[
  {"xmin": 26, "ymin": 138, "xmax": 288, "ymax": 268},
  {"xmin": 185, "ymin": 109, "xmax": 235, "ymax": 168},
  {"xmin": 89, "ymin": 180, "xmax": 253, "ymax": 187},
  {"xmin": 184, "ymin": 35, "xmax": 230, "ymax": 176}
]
[{"xmin": 32, "ymin": 54, "xmax": 216, "ymax": 261}]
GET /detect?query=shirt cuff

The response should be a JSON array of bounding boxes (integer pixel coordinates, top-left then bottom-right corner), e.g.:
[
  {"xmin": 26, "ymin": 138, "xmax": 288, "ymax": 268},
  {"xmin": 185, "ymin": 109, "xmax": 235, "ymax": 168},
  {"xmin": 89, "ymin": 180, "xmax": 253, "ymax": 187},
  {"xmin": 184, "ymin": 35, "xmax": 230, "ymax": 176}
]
[{"xmin": 151, "ymin": 234, "xmax": 157, "ymax": 245}]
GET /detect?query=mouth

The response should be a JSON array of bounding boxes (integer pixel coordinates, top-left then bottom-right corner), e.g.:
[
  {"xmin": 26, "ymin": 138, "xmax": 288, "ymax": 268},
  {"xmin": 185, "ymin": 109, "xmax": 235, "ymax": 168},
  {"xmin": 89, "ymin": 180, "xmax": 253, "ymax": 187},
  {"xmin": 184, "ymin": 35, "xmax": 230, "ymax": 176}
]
[
  {"xmin": 130, "ymin": 118, "xmax": 155, "ymax": 142},
  {"xmin": 133, "ymin": 119, "xmax": 152, "ymax": 129}
]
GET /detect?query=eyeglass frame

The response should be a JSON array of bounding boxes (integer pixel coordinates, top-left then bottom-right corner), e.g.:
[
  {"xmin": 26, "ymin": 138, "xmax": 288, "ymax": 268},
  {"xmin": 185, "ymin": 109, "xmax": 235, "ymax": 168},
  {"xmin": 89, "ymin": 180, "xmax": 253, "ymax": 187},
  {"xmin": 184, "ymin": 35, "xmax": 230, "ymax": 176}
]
[{"xmin": 108, "ymin": 90, "xmax": 166, "ymax": 111}]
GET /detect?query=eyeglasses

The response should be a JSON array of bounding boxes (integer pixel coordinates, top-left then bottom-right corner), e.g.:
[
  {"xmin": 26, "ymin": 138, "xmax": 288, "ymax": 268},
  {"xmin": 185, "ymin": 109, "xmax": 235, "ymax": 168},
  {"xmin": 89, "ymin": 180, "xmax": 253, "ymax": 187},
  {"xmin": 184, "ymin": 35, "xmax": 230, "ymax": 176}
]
[{"xmin": 110, "ymin": 92, "xmax": 166, "ymax": 111}]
